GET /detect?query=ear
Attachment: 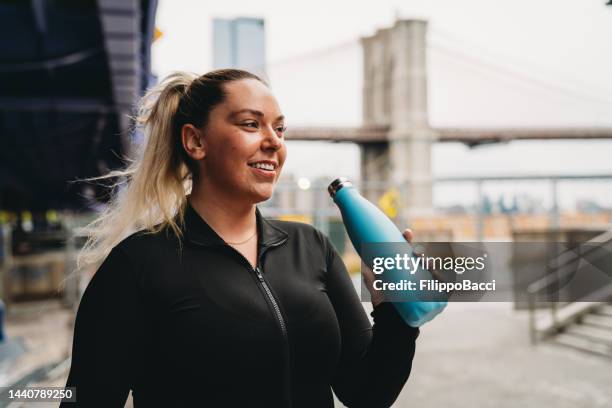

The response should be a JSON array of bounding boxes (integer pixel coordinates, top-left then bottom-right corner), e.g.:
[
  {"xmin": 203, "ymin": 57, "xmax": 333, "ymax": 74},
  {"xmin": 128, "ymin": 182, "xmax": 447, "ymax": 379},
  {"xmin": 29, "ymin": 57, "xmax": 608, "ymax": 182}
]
[{"xmin": 181, "ymin": 123, "xmax": 207, "ymax": 160}]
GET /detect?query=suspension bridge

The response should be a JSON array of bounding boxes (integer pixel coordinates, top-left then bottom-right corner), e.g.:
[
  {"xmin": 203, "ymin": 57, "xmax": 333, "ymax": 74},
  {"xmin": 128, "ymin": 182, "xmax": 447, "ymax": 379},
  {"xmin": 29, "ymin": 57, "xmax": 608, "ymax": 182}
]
[{"xmin": 260, "ymin": 19, "xmax": 612, "ymax": 213}]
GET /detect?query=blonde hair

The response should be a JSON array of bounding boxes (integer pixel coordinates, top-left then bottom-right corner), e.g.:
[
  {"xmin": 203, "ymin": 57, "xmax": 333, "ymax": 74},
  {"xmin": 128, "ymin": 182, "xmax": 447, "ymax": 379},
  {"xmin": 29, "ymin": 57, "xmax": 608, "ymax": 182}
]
[{"xmin": 67, "ymin": 68, "xmax": 265, "ymax": 280}]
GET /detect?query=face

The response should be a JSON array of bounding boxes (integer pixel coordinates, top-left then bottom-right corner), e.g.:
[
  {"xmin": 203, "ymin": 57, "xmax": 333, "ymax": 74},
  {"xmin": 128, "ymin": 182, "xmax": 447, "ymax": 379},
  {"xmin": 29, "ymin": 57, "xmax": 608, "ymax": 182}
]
[{"xmin": 183, "ymin": 78, "xmax": 287, "ymax": 203}]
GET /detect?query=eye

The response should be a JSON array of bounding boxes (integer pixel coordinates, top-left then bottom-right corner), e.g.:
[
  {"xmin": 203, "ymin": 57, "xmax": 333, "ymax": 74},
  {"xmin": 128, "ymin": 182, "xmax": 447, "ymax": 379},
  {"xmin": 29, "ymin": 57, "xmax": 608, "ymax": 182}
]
[
  {"xmin": 276, "ymin": 125, "xmax": 287, "ymax": 134},
  {"xmin": 242, "ymin": 121, "xmax": 258, "ymax": 129}
]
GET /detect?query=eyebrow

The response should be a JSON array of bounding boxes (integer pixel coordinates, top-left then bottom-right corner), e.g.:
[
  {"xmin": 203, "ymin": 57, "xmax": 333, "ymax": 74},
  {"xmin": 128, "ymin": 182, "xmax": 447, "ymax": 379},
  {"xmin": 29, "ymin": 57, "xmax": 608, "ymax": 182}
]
[{"xmin": 229, "ymin": 109, "xmax": 284, "ymax": 122}]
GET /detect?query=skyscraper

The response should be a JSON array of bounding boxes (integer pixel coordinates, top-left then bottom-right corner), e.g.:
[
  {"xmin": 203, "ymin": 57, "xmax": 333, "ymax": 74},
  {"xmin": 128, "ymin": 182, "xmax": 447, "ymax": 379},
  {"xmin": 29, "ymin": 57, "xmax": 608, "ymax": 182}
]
[{"xmin": 213, "ymin": 17, "xmax": 266, "ymax": 78}]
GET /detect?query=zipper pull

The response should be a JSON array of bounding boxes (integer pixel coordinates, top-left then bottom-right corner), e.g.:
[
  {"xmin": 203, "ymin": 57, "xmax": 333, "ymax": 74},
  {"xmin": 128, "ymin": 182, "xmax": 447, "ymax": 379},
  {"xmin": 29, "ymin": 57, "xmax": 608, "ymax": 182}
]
[{"xmin": 255, "ymin": 267, "xmax": 265, "ymax": 282}]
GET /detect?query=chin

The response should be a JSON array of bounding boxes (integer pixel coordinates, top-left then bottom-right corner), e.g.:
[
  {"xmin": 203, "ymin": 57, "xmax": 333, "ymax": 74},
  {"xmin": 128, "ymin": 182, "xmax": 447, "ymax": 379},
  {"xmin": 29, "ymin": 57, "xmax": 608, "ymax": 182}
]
[{"xmin": 251, "ymin": 188, "xmax": 274, "ymax": 203}]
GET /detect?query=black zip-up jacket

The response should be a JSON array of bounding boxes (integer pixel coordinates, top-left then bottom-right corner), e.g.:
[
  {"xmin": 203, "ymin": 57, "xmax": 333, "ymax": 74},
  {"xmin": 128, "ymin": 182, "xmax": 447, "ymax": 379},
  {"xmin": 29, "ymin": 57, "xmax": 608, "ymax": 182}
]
[{"xmin": 61, "ymin": 200, "xmax": 420, "ymax": 407}]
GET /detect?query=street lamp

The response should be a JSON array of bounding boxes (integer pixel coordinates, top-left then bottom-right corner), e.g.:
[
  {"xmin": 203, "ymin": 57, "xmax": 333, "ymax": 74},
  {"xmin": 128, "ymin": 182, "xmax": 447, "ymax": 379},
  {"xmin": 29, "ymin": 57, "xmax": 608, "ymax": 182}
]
[{"xmin": 297, "ymin": 177, "xmax": 311, "ymax": 190}]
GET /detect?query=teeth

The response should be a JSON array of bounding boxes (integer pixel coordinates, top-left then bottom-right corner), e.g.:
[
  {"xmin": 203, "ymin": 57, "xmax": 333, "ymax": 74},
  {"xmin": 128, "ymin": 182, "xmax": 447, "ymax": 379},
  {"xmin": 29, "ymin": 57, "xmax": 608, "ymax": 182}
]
[{"xmin": 250, "ymin": 162, "xmax": 275, "ymax": 171}]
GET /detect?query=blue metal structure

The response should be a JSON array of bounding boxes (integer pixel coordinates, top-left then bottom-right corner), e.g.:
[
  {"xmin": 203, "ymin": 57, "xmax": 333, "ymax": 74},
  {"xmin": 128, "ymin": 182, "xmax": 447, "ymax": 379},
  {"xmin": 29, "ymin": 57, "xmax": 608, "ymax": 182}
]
[{"xmin": 0, "ymin": 0, "xmax": 158, "ymax": 211}]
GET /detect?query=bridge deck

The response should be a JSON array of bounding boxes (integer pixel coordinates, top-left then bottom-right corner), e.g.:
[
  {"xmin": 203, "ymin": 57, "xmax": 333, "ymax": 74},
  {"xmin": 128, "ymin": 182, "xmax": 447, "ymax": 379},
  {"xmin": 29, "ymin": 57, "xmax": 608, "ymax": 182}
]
[{"xmin": 285, "ymin": 126, "xmax": 612, "ymax": 144}]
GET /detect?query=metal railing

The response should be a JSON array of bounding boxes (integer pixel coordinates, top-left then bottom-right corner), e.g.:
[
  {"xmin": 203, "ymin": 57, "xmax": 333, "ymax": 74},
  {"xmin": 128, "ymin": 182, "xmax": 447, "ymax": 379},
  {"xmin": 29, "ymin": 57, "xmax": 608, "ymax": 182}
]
[{"xmin": 526, "ymin": 230, "xmax": 612, "ymax": 344}]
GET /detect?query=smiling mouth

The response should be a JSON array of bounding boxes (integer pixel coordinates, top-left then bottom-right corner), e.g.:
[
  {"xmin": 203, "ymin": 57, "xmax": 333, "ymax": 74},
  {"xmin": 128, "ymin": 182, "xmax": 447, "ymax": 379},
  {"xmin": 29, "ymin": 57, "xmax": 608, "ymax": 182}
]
[{"xmin": 247, "ymin": 162, "xmax": 277, "ymax": 171}]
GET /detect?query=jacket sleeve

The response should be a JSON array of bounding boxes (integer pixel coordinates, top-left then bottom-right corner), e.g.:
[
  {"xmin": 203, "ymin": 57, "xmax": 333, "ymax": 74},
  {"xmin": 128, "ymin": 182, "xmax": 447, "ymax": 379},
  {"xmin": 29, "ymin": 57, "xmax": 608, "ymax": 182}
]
[
  {"xmin": 320, "ymin": 232, "xmax": 420, "ymax": 408},
  {"xmin": 60, "ymin": 245, "xmax": 142, "ymax": 407}
]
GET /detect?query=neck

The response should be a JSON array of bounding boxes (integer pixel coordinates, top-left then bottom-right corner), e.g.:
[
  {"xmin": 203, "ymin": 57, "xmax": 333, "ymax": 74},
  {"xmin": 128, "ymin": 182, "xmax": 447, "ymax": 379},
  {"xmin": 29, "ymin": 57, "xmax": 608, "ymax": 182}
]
[{"xmin": 188, "ymin": 182, "xmax": 257, "ymax": 243}]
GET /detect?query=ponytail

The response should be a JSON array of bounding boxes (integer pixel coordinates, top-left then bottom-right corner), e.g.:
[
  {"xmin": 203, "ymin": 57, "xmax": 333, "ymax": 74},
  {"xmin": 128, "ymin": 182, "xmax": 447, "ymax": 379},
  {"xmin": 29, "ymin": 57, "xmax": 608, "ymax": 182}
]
[{"xmin": 62, "ymin": 69, "xmax": 264, "ymax": 286}]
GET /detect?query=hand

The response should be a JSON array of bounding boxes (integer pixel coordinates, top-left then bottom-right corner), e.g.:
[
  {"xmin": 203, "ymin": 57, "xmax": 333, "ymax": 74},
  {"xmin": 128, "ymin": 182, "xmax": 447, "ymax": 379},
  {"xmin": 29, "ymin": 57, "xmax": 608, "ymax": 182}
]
[{"xmin": 362, "ymin": 229, "xmax": 415, "ymax": 308}]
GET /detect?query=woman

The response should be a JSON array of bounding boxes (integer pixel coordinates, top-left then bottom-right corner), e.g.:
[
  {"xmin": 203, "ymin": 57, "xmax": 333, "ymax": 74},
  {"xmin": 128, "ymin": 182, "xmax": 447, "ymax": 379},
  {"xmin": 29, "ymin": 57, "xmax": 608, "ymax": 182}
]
[{"xmin": 61, "ymin": 69, "xmax": 420, "ymax": 407}]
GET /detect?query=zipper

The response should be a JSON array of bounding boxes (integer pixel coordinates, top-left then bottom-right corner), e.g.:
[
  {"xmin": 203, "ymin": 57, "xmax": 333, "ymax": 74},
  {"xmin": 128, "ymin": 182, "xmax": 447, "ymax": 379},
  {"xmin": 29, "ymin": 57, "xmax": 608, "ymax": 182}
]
[
  {"xmin": 223, "ymin": 240, "xmax": 292, "ymax": 407},
  {"xmin": 254, "ymin": 266, "xmax": 288, "ymax": 337},
  {"xmin": 253, "ymin": 251, "xmax": 292, "ymax": 408}
]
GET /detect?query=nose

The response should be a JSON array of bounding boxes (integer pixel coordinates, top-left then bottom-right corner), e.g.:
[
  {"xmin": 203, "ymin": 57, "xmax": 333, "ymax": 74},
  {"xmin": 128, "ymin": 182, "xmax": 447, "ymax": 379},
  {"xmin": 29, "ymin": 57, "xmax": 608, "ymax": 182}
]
[{"xmin": 262, "ymin": 125, "xmax": 283, "ymax": 151}]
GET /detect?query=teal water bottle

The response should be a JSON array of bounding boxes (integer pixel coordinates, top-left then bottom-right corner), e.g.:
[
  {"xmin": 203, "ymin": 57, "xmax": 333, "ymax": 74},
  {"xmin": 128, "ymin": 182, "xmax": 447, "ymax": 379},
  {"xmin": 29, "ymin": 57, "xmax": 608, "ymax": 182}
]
[{"xmin": 328, "ymin": 177, "xmax": 447, "ymax": 327}]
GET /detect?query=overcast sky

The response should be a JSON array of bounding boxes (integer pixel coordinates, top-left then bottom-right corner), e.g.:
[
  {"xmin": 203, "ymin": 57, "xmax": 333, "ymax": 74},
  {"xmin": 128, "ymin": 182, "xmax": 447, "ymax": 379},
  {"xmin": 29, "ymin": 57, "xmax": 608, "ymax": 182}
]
[{"xmin": 151, "ymin": 0, "xmax": 612, "ymax": 207}]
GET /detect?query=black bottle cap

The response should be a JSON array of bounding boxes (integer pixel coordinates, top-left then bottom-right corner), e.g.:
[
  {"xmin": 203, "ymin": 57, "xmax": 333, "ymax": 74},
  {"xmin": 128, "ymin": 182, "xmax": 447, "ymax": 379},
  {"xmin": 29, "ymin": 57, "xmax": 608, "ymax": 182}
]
[{"xmin": 328, "ymin": 177, "xmax": 353, "ymax": 198}]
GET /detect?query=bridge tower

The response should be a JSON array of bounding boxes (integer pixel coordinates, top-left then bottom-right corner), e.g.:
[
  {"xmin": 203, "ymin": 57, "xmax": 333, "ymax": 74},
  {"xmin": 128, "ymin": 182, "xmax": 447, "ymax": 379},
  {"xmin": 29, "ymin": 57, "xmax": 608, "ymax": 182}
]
[{"xmin": 360, "ymin": 19, "xmax": 434, "ymax": 217}]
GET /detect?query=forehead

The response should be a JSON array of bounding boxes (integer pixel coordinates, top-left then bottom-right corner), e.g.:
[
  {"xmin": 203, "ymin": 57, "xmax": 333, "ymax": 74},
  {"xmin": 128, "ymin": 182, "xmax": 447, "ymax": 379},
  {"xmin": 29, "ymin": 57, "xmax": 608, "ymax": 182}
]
[{"xmin": 220, "ymin": 79, "xmax": 281, "ymax": 115}]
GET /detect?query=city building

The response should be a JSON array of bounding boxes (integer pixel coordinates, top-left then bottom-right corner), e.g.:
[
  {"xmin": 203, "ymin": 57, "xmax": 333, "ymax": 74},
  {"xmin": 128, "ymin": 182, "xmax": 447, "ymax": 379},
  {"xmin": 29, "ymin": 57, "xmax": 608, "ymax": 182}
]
[{"xmin": 212, "ymin": 17, "xmax": 267, "ymax": 78}]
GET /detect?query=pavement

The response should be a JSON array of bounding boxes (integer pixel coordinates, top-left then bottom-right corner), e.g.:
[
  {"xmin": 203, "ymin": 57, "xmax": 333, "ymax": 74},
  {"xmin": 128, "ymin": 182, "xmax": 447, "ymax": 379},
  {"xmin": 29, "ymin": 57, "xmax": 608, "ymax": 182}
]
[
  {"xmin": 0, "ymin": 300, "xmax": 73, "ymax": 407},
  {"xmin": 1, "ymin": 295, "xmax": 611, "ymax": 408},
  {"xmin": 380, "ymin": 301, "xmax": 612, "ymax": 408}
]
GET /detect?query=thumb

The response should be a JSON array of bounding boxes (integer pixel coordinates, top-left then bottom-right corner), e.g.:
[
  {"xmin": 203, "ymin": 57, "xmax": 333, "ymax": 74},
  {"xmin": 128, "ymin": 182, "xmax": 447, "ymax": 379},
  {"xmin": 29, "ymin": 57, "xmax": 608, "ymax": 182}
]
[{"xmin": 402, "ymin": 228, "xmax": 414, "ymax": 243}]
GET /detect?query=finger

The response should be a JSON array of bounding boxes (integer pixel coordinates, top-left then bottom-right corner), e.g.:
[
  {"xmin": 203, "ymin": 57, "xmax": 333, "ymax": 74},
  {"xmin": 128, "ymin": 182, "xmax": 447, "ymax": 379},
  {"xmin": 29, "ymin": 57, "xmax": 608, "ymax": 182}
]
[
  {"xmin": 361, "ymin": 265, "xmax": 385, "ymax": 305},
  {"xmin": 403, "ymin": 229, "xmax": 424, "ymax": 257},
  {"xmin": 361, "ymin": 264, "xmax": 375, "ymax": 285},
  {"xmin": 413, "ymin": 241, "xmax": 426, "ymax": 255},
  {"xmin": 402, "ymin": 228, "xmax": 414, "ymax": 243},
  {"xmin": 430, "ymin": 268, "xmax": 445, "ymax": 283}
]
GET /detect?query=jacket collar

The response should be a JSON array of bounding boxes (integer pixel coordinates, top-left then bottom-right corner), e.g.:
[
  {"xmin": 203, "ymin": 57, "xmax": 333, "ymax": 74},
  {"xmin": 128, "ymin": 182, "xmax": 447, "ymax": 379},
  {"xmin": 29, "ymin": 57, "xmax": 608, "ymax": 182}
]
[{"xmin": 181, "ymin": 198, "xmax": 288, "ymax": 248}]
